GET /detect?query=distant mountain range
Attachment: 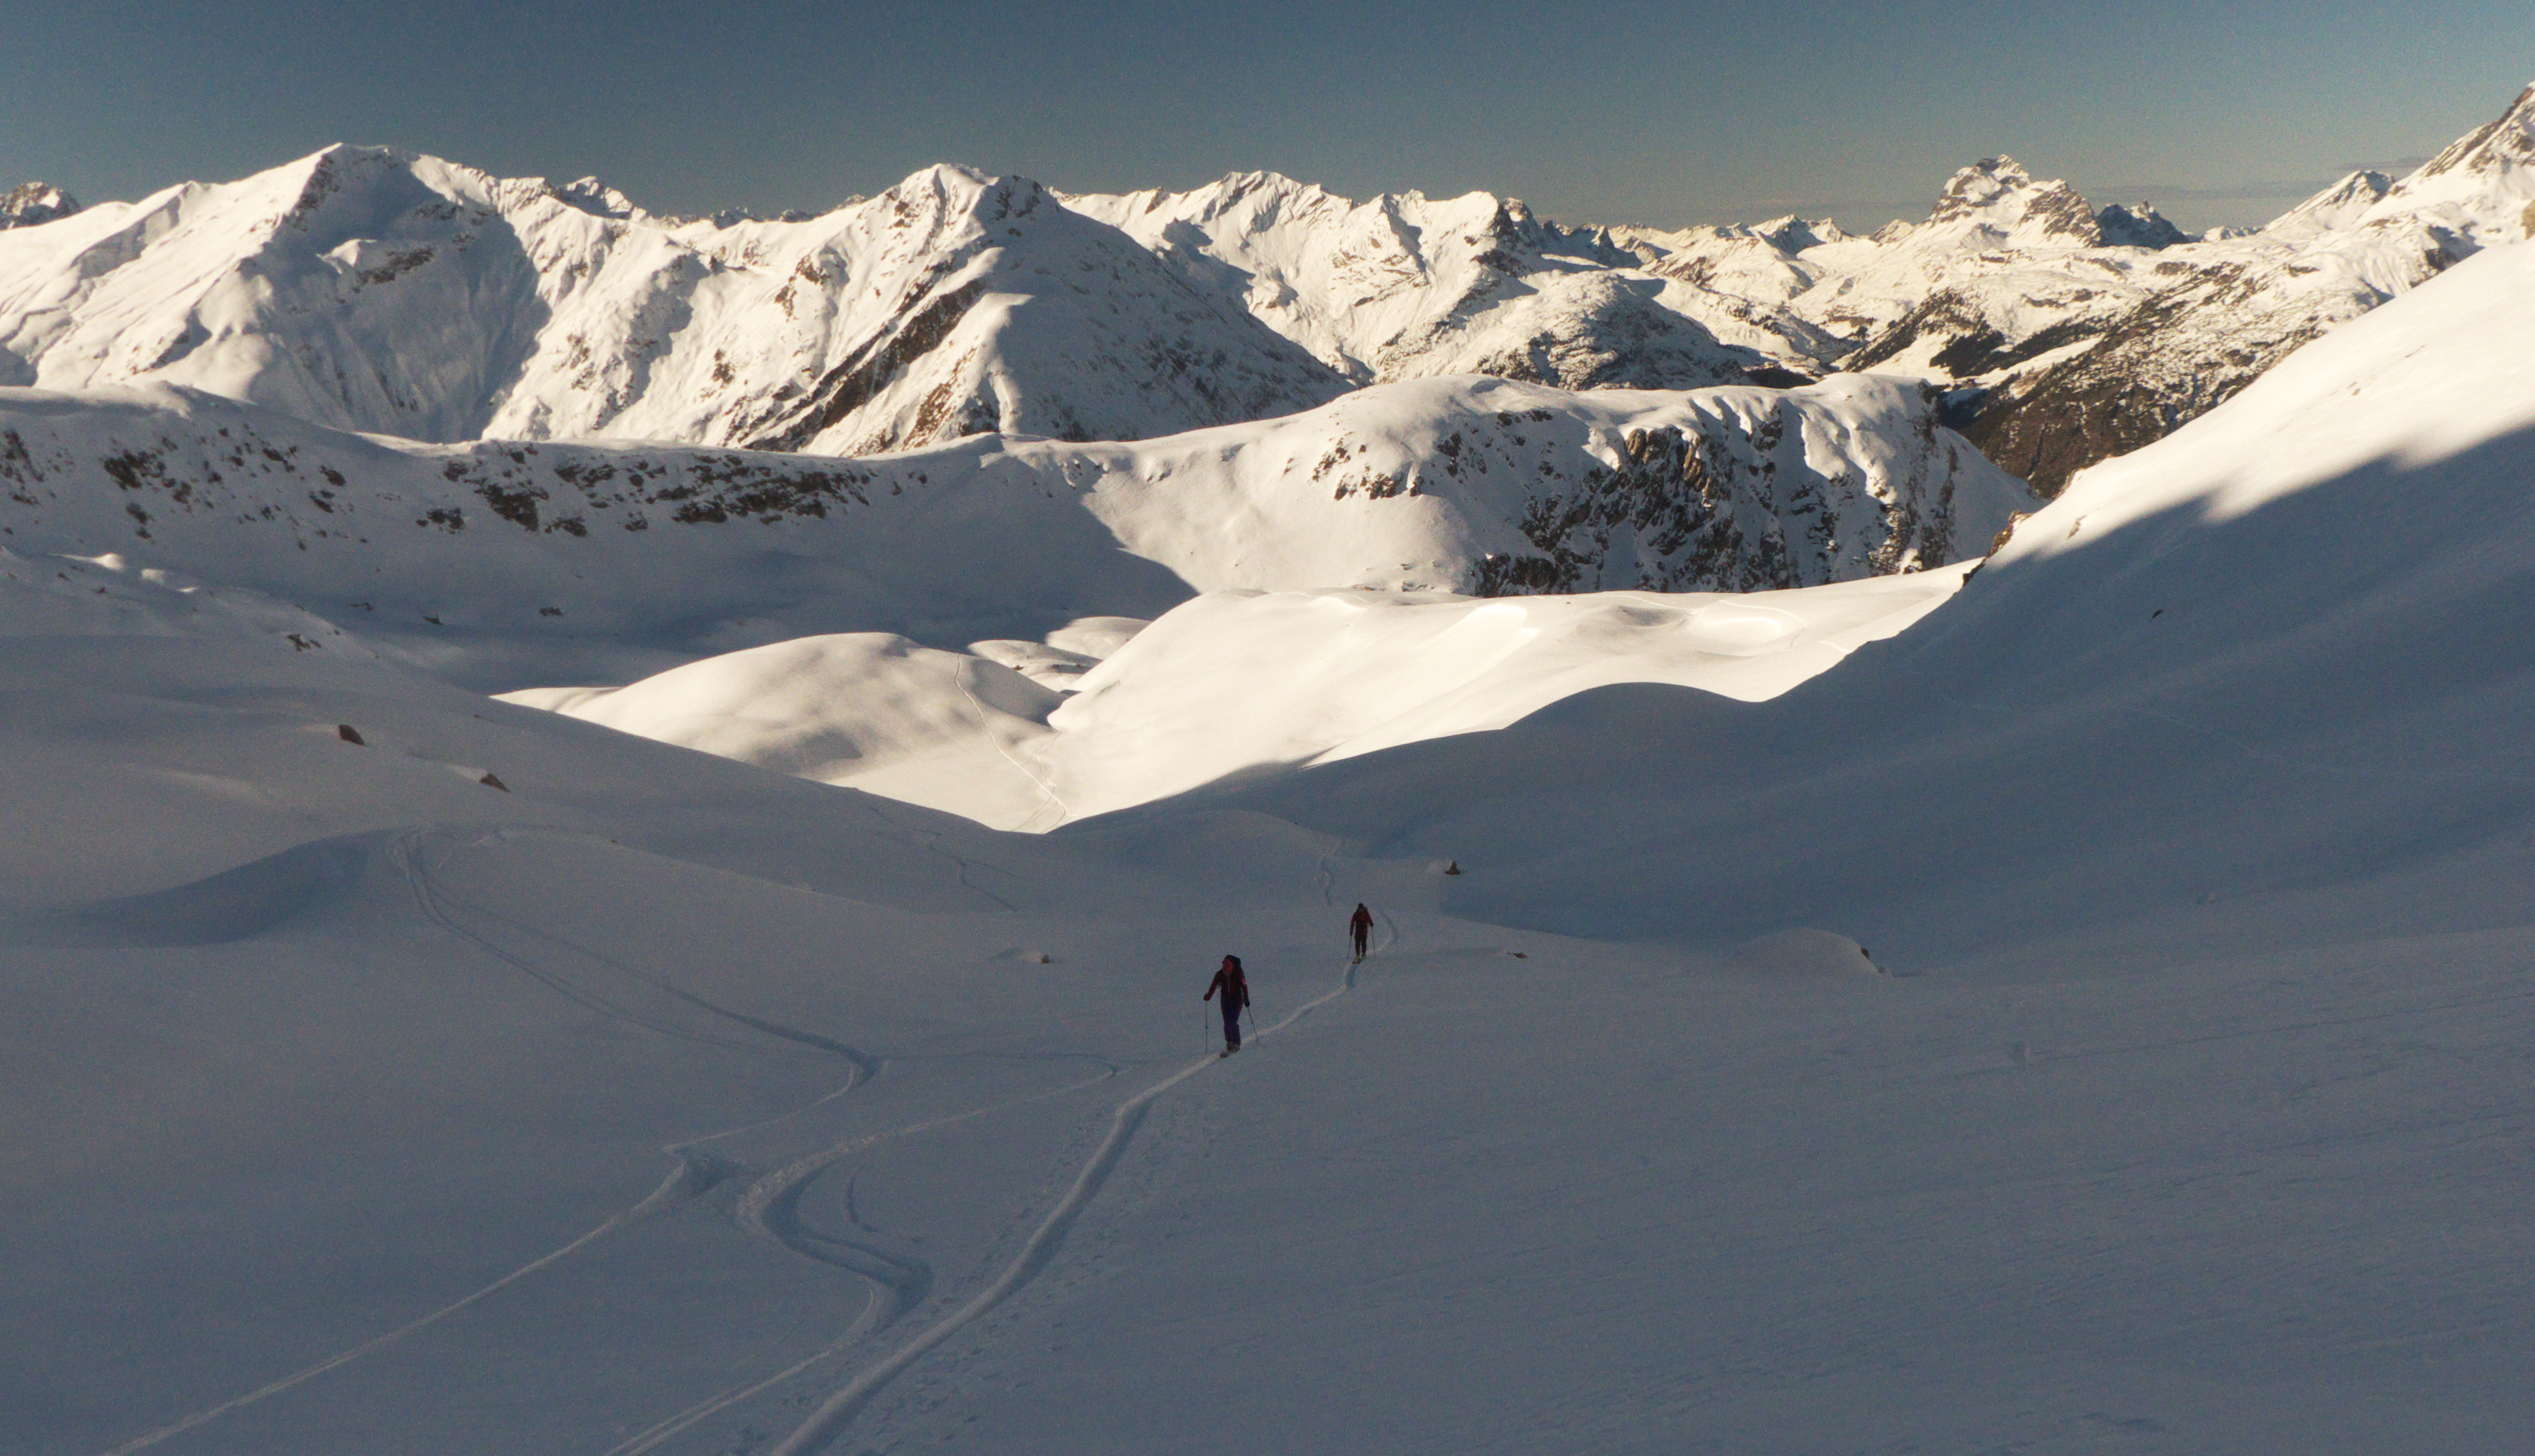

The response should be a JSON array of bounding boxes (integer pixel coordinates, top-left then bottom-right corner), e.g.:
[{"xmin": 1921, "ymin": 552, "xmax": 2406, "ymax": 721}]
[{"xmin": 1, "ymin": 82, "xmax": 2527, "ymax": 627}]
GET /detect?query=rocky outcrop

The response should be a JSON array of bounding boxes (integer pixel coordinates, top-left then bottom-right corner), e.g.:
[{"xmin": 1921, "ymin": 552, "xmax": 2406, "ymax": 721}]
[{"xmin": 0, "ymin": 182, "xmax": 78, "ymax": 230}]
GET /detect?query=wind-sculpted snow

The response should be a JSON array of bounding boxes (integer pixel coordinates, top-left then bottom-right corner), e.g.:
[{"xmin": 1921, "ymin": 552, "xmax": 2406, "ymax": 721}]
[
  {"xmin": 0, "ymin": 373, "xmax": 2027, "ymax": 686},
  {"xmin": 0, "ymin": 148, "xmax": 1344, "ymax": 454}
]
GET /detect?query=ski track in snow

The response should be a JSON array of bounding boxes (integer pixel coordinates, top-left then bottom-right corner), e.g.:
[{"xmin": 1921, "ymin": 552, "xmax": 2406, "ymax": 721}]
[
  {"xmin": 953, "ymin": 670, "xmax": 1073, "ymax": 834},
  {"xmin": 82, "ymin": 828, "xmax": 1127, "ymax": 1456},
  {"xmin": 87, "ymin": 1156, "xmax": 707, "ymax": 1456},
  {"xmin": 766, "ymin": 930, "xmax": 1375, "ymax": 1454},
  {"xmin": 850, "ymin": 798, "xmax": 1021, "ymax": 913},
  {"xmin": 602, "ymin": 1061, "xmax": 1124, "ymax": 1456},
  {"xmin": 79, "ymin": 826, "xmax": 1383, "ymax": 1456}
]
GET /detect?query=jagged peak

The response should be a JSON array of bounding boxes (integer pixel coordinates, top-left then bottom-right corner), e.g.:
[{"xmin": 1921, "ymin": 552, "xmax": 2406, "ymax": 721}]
[
  {"xmin": 1923, "ymin": 155, "xmax": 2098, "ymax": 243},
  {"xmin": 1749, "ymin": 215, "xmax": 1844, "ymax": 252},
  {"xmin": 1929, "ymin": 156, "xmax": 2035, "ymax": 217},
  {"xmin": 2094, "ymin": 201, "xmax": 2186, "ymax": 250}
]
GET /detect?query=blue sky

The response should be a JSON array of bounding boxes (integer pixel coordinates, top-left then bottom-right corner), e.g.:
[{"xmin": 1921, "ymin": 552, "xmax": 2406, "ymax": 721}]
[{"xmin": 4, "ymin": 1, "xmax": 2530, "ymax": 231}]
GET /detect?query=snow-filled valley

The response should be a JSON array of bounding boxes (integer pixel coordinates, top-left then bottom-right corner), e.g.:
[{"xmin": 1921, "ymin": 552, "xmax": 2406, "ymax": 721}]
[{"xmin": 9, "ymin": 83, "xmax": 2535, "ymax": 1456}]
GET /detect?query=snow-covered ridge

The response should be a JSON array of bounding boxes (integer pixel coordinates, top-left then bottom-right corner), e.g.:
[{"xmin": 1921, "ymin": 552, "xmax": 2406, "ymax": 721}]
[
  {"xmin": 1059, "ymin": 172, "xmax": 1835, "ymax": 391},
  {"xmin": 0, "ymin": 373, "xmax": 2029, "ymax": 686},
  {"xmin": 0, "ymin": 148, "xmax": 1345, "ymax": 454}
]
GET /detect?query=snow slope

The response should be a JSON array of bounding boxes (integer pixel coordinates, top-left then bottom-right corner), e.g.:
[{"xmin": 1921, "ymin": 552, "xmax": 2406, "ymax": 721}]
[
  {"xmin": 0, "ymin": 372, "xmax": 2027, "ymax": 687},
  {"xmin": 8, "ymin": 219, "xmax": 2535, "ymax": 1456},
  {"xmin": 512, "ymin": 568, "xmax": 1970, "ymax": 831},
  {"xmin": 0, "ymin": 148, "xmax": 1345, "ymax": 454},
  {"xmin": 1206, "ymin": 220, "xmax": 2535, "ymax": 958}
]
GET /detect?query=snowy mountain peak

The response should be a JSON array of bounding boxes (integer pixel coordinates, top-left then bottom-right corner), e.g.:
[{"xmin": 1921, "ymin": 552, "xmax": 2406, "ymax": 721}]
[
  {"xmin": 1748, "ymin": 214, "xmax": 1846, "ymax": 252},
  {"xmin": 1923, "ymin": 156, "xmax": 2100, "ymax": 245},
  {"xmin": 0, "ymin": 149, "xmax": 1345, "ymax": 454},
  {"xmin": 0, "ymin": 181, "xmax": 79, "ymax": 230},
  {"xmin": 1062, "ymin": 173, "xmax": 1811, "ymax": 392},
  {"xmin": 2362, "ymin": 84, "xmax": 2535, "ymax": 239}
]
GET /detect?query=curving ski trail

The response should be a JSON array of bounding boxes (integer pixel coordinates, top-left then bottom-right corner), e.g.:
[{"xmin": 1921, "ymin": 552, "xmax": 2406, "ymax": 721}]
[
  {"xmin": 90, "ymin": 1157, "xmax": 712, "ymax": 1456},
  {"xmin": 87, "ymin": 829, "xmax": 881, "ymax": 1456},
  {"xmin": 766, "ymin": 939, "xmax": 1373, "ymax": 1455}
]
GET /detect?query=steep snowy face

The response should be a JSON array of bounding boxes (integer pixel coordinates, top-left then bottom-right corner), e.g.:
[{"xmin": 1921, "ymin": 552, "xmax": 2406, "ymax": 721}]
[
  {"xmin": 0, "ymin": 373, "xmax": 2027, "ymax": 686},
  {"xmin": 0, "ymin": 148, "xmax": 579, "ymax": 436},
  {"xmin": 0, "ymin": 150, "xmax": 1347, "ymax": 454},
  {"xmin": 593, "ymin": 165, "xmax": 1349, "ymax": 454},
  {"xmin": 1962, "ymin": 84, "xmax": 2535, "ymax": 494},
  {"xmin": 0, "ymin": 182, "xmax": 79, "ymax": 231},
  {"xmin": 1062, "ymin": 173, "xmax": 1838, "ymax": 390},
  {"xmin": 2260, "ymin": 169, "xmax": 2394, "ymax": 241}
]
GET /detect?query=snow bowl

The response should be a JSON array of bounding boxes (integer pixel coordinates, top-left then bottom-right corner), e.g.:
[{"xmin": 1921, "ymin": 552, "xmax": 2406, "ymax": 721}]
[{"xmin": 1726, "ymin": 928, "xmax": 1887, "ymax": 978}]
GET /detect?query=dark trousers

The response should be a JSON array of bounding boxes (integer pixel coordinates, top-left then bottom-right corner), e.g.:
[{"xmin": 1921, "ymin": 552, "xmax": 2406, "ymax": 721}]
[
  {"xmin": 1221, "ymin": 1002, "xmax": 1243, "ymax": 1048},
  {"xmin": 1352, "ymin": 927, "xmax": 1369, "ymax": 957}
]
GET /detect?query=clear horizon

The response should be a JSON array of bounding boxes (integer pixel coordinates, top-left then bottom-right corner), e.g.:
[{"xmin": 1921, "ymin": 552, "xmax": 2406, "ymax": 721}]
[{"xmin": 4, "ymin": 2, "xmax": 2531, "ymax": 236}]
